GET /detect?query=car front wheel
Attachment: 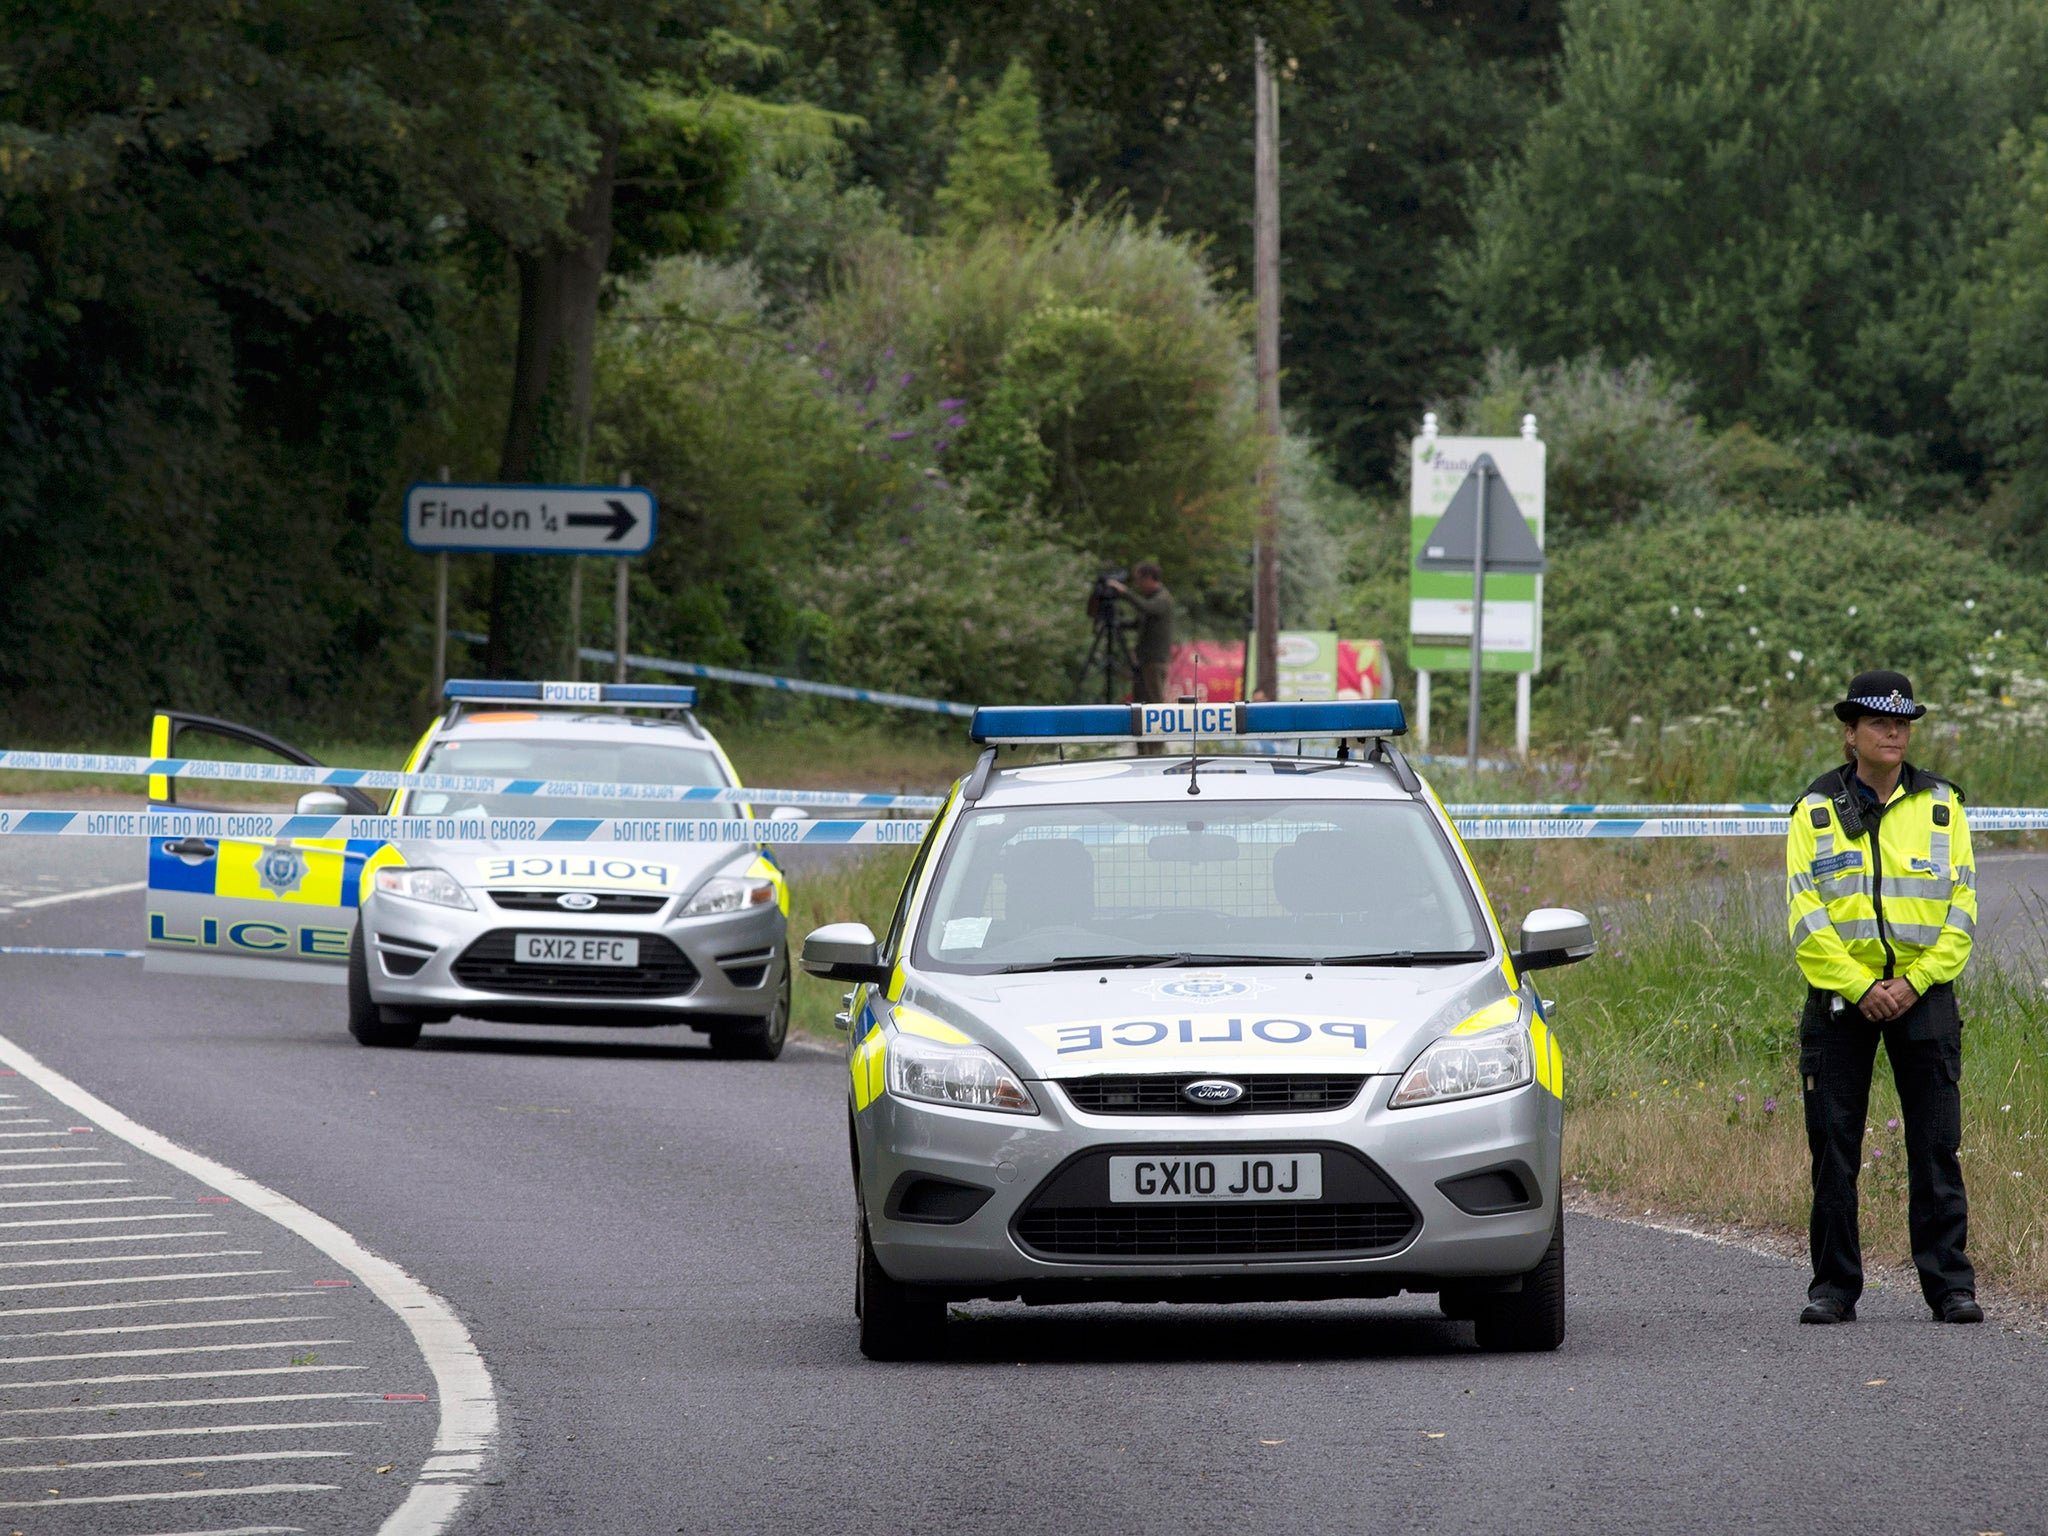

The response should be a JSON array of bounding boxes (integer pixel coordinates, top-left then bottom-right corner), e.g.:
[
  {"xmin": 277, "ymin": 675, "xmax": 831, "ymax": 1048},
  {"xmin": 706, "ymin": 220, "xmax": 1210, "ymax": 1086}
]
[
  {"xmin": 1470, "ymin": 1208, "xmax": 1565, "ymax": 1352},
  {"xmin": 707, "ymin": 959, "xmax": 790, "ymax": 1061},
  {"xmin": 856, "ymin": 1211, "xmax": 945, "ymax": 1361},
  {"xmin": 347, "ymin": 929, "xmax": 422, "ymax": 1049}
]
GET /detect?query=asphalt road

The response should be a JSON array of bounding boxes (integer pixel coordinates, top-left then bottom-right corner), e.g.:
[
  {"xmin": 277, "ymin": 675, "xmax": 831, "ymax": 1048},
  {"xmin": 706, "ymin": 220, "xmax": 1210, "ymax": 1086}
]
[{"xmin": 2, "ymin": 839, "xmax": 2047, "ymax": 1534}]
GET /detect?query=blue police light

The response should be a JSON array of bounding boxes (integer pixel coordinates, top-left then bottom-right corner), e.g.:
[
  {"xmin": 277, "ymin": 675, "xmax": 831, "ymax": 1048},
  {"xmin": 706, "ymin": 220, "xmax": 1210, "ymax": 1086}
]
[
  {"xmin": 969, "ymin": 699, "xmax": 1406, "ymax": 744},
  {"xmin": 443, "ymin": 679, "xmax": 697, "ymax": 708}
]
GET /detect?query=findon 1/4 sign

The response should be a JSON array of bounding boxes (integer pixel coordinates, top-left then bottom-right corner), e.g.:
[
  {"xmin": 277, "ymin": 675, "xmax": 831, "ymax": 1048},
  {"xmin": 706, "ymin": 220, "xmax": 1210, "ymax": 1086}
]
[{"xmin": 405, "ymin": 482, "xmax": 657, "ymax": 557}]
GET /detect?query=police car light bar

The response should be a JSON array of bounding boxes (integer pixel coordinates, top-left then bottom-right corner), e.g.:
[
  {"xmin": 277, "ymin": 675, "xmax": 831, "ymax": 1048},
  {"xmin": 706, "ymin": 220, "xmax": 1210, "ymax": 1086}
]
[
  {"xmin": 443, "ymin": 679, "xmax": 698, "ymax": 708},
  {"xmin": 969, "ymin": 699, "xmax": 1407, "ymax": 745}
]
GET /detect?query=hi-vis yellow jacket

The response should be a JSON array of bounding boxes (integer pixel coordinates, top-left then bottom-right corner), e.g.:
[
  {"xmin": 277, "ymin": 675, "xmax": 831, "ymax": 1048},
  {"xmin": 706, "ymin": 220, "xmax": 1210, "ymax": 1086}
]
[{"xmin": 1786, "ymin": 763, "xmax": 1976, "ymax": 1002}]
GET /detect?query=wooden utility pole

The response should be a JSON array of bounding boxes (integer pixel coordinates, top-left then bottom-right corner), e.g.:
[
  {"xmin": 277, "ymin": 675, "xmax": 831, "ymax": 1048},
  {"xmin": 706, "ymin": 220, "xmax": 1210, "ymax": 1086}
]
[{"xmin": 1252, "ymin": 37, "xmax": 1282, "ymax": 700}]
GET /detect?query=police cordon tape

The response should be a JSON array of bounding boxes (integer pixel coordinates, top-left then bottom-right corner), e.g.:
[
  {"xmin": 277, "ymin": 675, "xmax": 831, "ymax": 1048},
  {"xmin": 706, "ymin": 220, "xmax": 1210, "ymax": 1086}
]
[
  {"xmin": 0, "ymin": 808, "xmax": 934, "ymax": 845},
  {"xmin": 448, "ymin": 632, "xmax": 982, "ymax": 720},
  {"xmin": 7, "ymin": 806, "xmax": 2048, "ymax": 843},
  {"xmin": 0, "ymin": 750, "xmax": 947, "ymax": 813},
  {"xmin": 1449, "ymin": 802, "xmax": 1786, "ymax": 817}
]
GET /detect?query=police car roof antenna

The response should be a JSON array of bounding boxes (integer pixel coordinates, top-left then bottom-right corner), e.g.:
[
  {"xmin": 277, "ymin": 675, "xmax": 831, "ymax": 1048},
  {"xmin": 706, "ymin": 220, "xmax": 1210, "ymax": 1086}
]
[{"xmin": 1186, "ymin": 733, "xmax": 1202, "ymax": 796}]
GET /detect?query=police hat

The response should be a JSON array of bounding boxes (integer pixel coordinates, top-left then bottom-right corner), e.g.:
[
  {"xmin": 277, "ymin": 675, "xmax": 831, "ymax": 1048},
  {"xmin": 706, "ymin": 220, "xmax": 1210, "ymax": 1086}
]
[{"xmin": 1833, "ymin": 669, "xmax": 1927, "ymax": 723}]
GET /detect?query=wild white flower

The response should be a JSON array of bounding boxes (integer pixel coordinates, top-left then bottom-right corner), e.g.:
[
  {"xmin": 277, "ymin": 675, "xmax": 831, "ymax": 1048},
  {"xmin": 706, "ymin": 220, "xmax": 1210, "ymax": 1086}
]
[
  {"xmin": 1669, "ymin": 604, "xmax": 1680, "ymax": 617},
  {"xmin": 1788, "ymin": 649, "xmax": 1804, "ymax": 663},
  {"xmin": 1785, "ymin": 670, "xmax": 1796, "ymax": 680},
  {"xmin": 1747, "ymin": 625, "xmax": 1759, "ymax": 636},
  {"xmin": 1736, "ymin": 583, "xmax": 1747, "ymax": 594},
  {"xmin": 1847, "ymin": 605, "xmax": 1858, "ymax": 616},
  {"xmin": 1965, "ymin": 598, "xmax": 1977, "ymax": 609},
  {"xmin": 1692, "ymin": 606, "xmax": 1704, "ymax": 619}
]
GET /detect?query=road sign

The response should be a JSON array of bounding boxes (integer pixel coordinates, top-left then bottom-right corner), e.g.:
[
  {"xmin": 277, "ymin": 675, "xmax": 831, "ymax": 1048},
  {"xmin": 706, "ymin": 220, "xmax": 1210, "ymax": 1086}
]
[
  {"xmin": 404, "ymin": 482, "xmax": 657, "ymax": 557},
  {"xmin": 1409, "ymin": 434, "xmax": 1545, "ymax": 674}
]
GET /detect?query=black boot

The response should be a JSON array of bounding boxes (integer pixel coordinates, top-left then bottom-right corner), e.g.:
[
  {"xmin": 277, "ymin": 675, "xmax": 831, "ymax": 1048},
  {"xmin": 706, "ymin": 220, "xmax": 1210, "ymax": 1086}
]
[
  {"xmin": 1933, "ymin": 1291, "xmax": 1983, "ymax": 1324},
  {"xmin": 1800, "ymin": 1296, "xmax": 1857, "ymax": 1324}
]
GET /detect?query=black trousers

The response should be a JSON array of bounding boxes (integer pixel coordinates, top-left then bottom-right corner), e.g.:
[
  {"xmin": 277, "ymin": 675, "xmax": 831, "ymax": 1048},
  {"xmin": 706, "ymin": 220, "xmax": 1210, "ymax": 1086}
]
[{"xmin": 1800, "ymin": 984, "xmax": 1974, "ymax": 1306}]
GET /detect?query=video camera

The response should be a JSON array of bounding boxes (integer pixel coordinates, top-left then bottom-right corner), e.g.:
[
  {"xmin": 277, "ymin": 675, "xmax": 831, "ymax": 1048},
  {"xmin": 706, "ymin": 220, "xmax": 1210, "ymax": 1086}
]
[{"xmin": 1087, "ymin": 568, "xmax": 1130, "ymax": 621}]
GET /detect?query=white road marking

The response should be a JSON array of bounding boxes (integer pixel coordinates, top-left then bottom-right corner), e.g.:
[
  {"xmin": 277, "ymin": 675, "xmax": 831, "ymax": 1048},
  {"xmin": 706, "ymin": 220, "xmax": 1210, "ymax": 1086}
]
[
  {"xmin": 0, "ymin": 1364, "xmax": 365, "ymax": 1390},
  {"xmin": 2, "ymin": 1314, "xmax": 324, "ymax": 1342},
  {"xmin": 117, "ymin": 1527, "xmax": 303, "ymax": 1536},
  {"xmin": 6, "ymin": 1289, "xmax": 317, "ymax": 1318},
  {"xmin": 2, "ymin": 879, "xmax": 146, "ymax": 912},
  {"xmin": 0, "ymin": 1447, "xmax": 352, "ymax": 1473},
  {"xmin": 0, "ymin": 1161, "xmax": 129, "ymax": 1170},
  {"xmin": 0, "ymin": 1229, "xmax": 229, "ymax": 1250},
  {"xmin": 0, "ymin": 1482, "xmax": 338, "ymax": 1510},
  {"xmin": 0, "ymin": 1033, "xmax": 498, "ymax": 1536},
  {"xmin": 0, "ymin": 1419, "xmax": 376, "ymax": 1445},
  {"xmin": 0, "ymin": 1177, "xmax": 132, "ymax": 1189},
  {"xmin": 0, "ymin": 1147, "xmax": 105, "ymax": 1157},
  {"xmin": 0, "ymin": 1338, "xmax": 346, "ymax": 1366},
  {"xmin": 0, "ymin": 1195, "xmax": 168, "ymax": 1209},
  {"xmin": 0, "ymin": 1390, "xmax": 372, "ymax": 1417},
  {"xmin": 0, "ymin": 1249, "xmax": 261, "ymax": 1270},
  {"xmin": 0, "ymin": 1267, "xmax": 291, "ymax": 1292},
  {"xmin": 0, "ymin": 1213, "xmax": 218, "ymax": 1228}
]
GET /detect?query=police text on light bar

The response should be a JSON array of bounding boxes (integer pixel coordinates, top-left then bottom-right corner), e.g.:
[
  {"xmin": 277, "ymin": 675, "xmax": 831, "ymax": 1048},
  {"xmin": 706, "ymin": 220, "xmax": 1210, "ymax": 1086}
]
[
  {"xmin": 969, "ymin": 699, "xmax": 1407, "ymax": 744},
  {"xmin": 443, "ymin": 678, "xmax": 698, "ymax": 708}
]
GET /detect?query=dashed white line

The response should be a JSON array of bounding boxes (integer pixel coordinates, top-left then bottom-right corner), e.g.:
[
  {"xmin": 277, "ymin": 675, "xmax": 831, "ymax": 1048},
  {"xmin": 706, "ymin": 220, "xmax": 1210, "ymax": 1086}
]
[
  {"xmin": 7, "ymin": 1289, "xmax": 320, "ymax": 1318},
  {"xmin": 0, "ymin": 1448, "xmax": 352, "ymax": 1474},
  {"xmin": 0, "ymin": 1177, "xmax": 132, "ymax": 1189},
  {"xmin": 0, "ymin": 1267, "xmax": 291, "ymax": 1293},
  {"xmin": 1, "ymin": 1314, "xmax": 324, "ymax": 1342},
  {"xmin": 0, "ymin": 1482, "xmax": 338, "ymax": 1511},
  {"xmin": 0, "ymin": 1161, "xmax": 128, "ymax": 1170},
  {"xmin": 0, "ymin": 1390, "xmax": 373, "ymax": 1417},
  {"xmin": 0, "ymin": 1213, "xmax": 221, "ymax": 1229},
  {"xmin": 0, "ymin": 1033, "xmax": 497, "ymax": 1536},
  {"xmin": 117, "ymin": 1526, "xmax": 303, "ymax": 1536},
  {"xmin": 0, "ymin": 1337, "xmax": 346, "ymax": 1366},
  {"xmin": 0, "ymin": 1195, "xmax": 168, "ymax": 1209},
  {"xmin": 0, "ymin": 1228, "xmax": 229, "ymax": 1250},
  {"xmin": 0, "ymin": 1364, "xmax": 365, "ymax": 1390},
  {"xmin": 1, "ymin": 879, "xmax": 146, "ymax": 912},
  {"xmin": 0, "ymin": 1249, "xmax": 262, "ymax": 1271},
  {"xmin": 0, "ymin": 1419, "xmax": 376, "ymax": 1445}
]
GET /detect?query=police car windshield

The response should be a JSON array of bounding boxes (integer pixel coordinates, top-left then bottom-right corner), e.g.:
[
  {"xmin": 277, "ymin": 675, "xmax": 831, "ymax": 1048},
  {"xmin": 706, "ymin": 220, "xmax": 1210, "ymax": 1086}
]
[
  {"xmin": 914, "ymin": 799, "xmax": 1489, "ymax": 973},
  {"xmin": 400, "ymin": 737, "xmax": 735, "ymax": 820}
]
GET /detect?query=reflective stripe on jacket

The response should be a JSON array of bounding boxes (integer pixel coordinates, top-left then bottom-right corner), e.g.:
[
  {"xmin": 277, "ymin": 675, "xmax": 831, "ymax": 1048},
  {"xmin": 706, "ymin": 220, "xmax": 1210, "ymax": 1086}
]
[{"xmin": 1785, "ymin": 763, "xmax": 1976, "ymax": 1001}]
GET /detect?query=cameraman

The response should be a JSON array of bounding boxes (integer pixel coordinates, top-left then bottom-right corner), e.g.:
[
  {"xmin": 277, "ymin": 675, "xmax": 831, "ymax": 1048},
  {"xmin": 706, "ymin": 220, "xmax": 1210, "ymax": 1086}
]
[{"xmin": 1105, "ymin": 561, "xmax": 1174, "ymax": 705}]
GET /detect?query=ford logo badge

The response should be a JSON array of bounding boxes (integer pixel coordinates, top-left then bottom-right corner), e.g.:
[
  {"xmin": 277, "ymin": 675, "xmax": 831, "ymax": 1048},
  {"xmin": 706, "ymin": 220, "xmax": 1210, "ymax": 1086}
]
[
  {"xmin": 556, "ymin": 892, "xmax": 600, "ymax": 911},
  {"xmin": 1182, "ymin": 1078, "xmax": 1246, "ymax": 1106}
]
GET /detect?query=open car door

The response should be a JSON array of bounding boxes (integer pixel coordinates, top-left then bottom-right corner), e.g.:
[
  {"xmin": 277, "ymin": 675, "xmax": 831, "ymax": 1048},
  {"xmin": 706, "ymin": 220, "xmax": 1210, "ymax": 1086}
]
[{"xmin": 143, "ymin": 712, "xmax": 386, "ymax": 984}]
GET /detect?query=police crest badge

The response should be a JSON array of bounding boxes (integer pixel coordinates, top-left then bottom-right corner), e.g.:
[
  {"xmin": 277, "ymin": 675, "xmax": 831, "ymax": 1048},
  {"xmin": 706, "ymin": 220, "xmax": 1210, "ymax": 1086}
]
[{"xmin": 256, "ymin": 841, "xmax": 309, "ymax": 898}]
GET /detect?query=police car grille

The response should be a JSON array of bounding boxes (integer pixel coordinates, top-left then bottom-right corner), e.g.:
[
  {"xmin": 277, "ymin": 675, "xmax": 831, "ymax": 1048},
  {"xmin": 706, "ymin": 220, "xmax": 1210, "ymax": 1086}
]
[
  {"xmin": 451, "ymin": 931, "xmax": 699, "ymax": 997},
  {"xmin": 488, "ymin": 891, "xmax": 670, "ymax": 914},
  {"xmin": 1059, "ymin": 1075, "xmax": 1367, "ymax": 1115},
  {"xmin": 1014, "ymin": 1203, "xmax": 1415, "ymax": 1260}
]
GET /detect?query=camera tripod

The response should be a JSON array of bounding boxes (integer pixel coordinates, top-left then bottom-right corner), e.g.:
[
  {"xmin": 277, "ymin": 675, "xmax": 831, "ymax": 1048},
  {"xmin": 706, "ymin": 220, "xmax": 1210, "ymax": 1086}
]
[{"xmin": 1071, "ymin": 596, "xmax": 1141, "ymax": 704}]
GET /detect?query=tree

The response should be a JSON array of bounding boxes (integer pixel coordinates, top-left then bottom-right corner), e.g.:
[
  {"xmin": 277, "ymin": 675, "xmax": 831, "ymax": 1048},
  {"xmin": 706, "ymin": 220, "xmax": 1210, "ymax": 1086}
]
[
  {"xmin": 935, "ymin": 61, "xmax": 1054, "ymax": 240},
  {"xmin": 1447, "ymin": 0, "xmax": 2037, "ymax": 465}
]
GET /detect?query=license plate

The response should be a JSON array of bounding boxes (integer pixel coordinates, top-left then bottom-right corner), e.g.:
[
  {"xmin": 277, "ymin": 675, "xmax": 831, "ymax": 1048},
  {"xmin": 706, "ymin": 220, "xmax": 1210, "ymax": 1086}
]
[
  {"xmin": 515, "ymin": 934, "xmax": 639, "ymax": 967},
  {"xmin": 1107, "ymin": 1153, "xmax": 1322, "ymax": 1203}
]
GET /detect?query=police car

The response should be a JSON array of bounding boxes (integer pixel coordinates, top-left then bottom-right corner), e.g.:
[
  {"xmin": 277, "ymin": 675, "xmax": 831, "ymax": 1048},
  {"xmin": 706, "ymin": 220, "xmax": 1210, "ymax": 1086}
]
[
  {"xmin": 144, "ymin": 680, "xmax": 792, "ymax": 1058},
  {"xmin": 801, "ymin": 700, "xmax": 1594, "ymax": 1358}
]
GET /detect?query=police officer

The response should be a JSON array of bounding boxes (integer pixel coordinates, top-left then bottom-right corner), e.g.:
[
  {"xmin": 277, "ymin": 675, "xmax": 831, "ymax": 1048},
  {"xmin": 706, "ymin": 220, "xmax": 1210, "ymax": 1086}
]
[{"xmin": 1787, "ymin": 670, "xmax": 1981, "ymax": 1325}]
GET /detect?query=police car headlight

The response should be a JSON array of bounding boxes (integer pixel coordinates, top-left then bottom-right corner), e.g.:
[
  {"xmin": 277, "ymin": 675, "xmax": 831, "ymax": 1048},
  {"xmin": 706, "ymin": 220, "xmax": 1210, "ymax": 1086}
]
[
  {"xmin": 373, "ymin": 866, "xmax": 475, "ymax": 911},
  {"xmin": 887, "ymin": 1033, "xmax": 1038, "ymax": 1115},
  {"xmin": 1389, "ymin": 1024, "xmax": 1533, "ymax": 1109},
  {"xmin": 680, "ymin": 876, "xmax": 778, "ymax": 917}
]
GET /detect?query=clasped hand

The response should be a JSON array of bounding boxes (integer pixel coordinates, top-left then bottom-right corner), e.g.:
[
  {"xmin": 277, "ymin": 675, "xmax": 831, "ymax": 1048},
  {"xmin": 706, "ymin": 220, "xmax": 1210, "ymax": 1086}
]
[{"xmin": 1856, "ymin": 977, "xmax": 1920, "ymax": 1022}]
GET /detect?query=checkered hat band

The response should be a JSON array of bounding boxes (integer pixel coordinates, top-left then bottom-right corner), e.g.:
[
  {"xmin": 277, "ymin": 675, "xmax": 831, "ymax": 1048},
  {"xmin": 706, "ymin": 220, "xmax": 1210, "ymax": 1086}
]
[{"xmin": 1849, "ymin": 691, "xmax": 1916, "ymax": 713}]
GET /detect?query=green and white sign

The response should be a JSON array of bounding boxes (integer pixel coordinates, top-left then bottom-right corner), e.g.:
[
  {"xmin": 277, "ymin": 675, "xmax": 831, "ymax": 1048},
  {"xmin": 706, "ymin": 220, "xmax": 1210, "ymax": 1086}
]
[
  {"xmin": 1245, "ymin": 630, "xmax": 1339, "ymax": 701},
  {"xmin": 1409, "ymin": 432, "xmax": 1546, "ymax": 674}
]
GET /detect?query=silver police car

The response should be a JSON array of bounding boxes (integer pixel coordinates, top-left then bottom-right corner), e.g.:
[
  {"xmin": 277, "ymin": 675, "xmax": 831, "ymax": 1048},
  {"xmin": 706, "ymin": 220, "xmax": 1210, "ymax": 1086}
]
[
  {"xmin": 801, "ymin": 700, "xmax": 1593, "ymax": 1358},
  {"xmin": 352, "ymin": 682, "xmax": 791, "ymax": 1056}
]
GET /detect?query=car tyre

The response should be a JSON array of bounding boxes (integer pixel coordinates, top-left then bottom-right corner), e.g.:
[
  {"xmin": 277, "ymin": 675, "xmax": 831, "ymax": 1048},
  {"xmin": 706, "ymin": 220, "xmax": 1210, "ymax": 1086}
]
[
  {"xmin": 347, "ymin": 929, "xmax": 422, "ymax": 1049},
  {"xmin": 1471, "ymin": 1208, "xmax": 1565, "ymax": 1352},
  {"xmin": 707, "ymin": 959, "xmax": 790, "ymax": 1061},
  {"xmin": 857, "ymin": 1211, "xmax": 944, "ymax": 1361}
]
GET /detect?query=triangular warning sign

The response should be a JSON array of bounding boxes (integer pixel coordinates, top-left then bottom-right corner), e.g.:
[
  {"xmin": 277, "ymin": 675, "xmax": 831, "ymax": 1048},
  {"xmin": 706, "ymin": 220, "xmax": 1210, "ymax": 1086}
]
[{"xmin": 1415, "ymin": 454, "xmax": 1547, "ymax": 575}]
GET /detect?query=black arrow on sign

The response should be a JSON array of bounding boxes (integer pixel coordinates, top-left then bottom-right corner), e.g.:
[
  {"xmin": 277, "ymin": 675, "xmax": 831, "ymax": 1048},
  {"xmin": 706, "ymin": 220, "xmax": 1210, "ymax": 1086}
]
[{"xmin": 566, "ymin": 498, "xmax": 638, "ymax": 543}]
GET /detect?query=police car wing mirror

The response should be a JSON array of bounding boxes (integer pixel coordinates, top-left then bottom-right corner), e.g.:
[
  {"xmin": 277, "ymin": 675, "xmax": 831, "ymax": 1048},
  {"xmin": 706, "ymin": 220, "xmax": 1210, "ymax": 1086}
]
[
  {"xmin": 801, "ymin": 923, "xmax": 891, "ymax": 984},
  {"xmin": 295, "ymin": 791, "xmax": 351, "ymax": 816},
  {"xmin": 1512, "ymin": 908, "xmax": 1597, "ymax": 973},
  {"xmin": 767, "ymin": 805, "xmax": 809, "ymax": 821}
]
